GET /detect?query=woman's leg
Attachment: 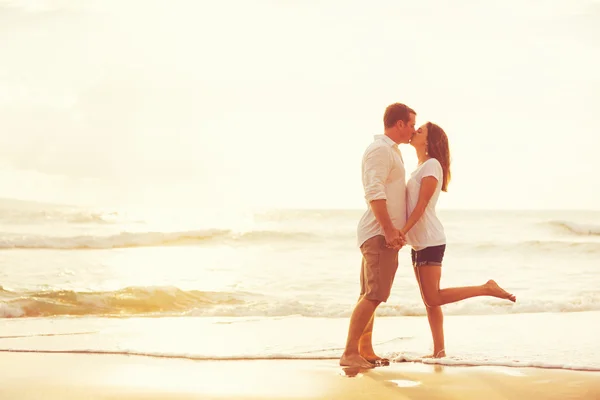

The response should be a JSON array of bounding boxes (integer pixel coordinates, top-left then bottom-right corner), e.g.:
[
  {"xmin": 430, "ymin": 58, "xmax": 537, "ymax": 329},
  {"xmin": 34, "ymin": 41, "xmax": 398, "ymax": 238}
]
[
  {"xmin": 415, "ymin": 266, "xmax": 516, "ymax": 307},
  {"xmin": 413, "ymin": 266, "xmax": 445, "ymax": 357},
  {"xmin": 414, "ymin": 264, "xmax": 516, "ymax": 357}
]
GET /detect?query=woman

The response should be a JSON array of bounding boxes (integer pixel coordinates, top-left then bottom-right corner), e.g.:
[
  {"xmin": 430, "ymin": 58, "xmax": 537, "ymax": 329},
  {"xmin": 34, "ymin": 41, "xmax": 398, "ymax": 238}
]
[{"xmin": 401, "ymin": 122, "xmax": 516, "ymax": 359}]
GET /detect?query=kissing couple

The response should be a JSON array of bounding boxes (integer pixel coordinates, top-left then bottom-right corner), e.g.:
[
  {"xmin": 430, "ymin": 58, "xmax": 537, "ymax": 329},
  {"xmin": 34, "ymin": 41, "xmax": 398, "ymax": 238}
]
[{"xmin": 340, "ymin": 103, "xmax": 516, "ymax": 369}]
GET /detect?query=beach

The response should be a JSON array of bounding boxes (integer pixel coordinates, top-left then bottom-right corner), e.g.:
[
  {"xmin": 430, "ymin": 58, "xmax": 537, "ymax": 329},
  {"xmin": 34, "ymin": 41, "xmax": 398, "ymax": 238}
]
[
  {"xmin": 1, "ymin": 354, "xmax": 598, "ymax": 400},
  {"xmin": 1, "ymin": 311, "xmax": 599, "ymax": 399}
]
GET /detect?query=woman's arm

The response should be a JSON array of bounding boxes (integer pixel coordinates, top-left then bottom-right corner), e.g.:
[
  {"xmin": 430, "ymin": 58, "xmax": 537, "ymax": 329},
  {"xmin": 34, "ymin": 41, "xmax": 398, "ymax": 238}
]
[{"xmin": 401, "ymin": 176, "xmax": 438, "ymax": 236}]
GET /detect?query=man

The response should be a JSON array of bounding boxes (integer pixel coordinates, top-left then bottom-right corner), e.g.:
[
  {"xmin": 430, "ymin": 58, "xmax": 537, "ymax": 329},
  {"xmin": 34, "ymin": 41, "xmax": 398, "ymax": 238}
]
[{"xmin": 340, "ymin": 103, "xmax": 416, "ymax": 369}]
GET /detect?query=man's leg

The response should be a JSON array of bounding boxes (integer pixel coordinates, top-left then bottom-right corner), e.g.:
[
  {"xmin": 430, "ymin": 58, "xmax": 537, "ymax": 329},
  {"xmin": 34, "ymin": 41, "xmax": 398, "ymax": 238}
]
[
  {"xmin": 340, "ymin": 296, "xmax": 380, "ymax": 368},
  {"xmin": 341, "ymin": 236, "xmax": 397, "ymax": 368},
  {"xmin": 358, "ymin": 312, "xmax": 378, "ymax": 359},
  {"xmin": 358, "ymin": 241, "xmax": 398, "ymax": 363}
]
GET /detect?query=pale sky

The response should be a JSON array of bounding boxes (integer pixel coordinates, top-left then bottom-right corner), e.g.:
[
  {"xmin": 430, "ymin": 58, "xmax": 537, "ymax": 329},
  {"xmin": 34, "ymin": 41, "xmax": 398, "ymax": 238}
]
[{"xmin": 0, "ymin": 0, "xmax": 599, "ymax": 210}]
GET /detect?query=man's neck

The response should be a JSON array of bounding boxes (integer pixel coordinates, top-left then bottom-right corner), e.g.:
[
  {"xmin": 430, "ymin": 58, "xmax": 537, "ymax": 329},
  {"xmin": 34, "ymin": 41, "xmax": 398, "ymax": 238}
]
[{"xmin": 383, "ymin": 131, "xmax": 400, "ymax": 145}]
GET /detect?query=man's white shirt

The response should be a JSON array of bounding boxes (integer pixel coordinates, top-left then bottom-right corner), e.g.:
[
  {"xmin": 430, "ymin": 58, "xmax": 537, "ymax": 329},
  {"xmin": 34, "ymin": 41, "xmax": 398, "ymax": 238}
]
[{"xmin": 357, "ymin": 134, "xmax": 407, "ymax": 247}]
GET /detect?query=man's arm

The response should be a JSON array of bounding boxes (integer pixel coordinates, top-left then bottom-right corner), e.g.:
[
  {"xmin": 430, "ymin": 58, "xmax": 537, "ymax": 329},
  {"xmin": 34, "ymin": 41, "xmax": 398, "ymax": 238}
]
[
  {"xmin": 362, "ymin": 146, "xmax": 403, "ymax": 249},
  {"xmin": 370, "ymin": 199, "xmax": 403, "ymax": 248}
]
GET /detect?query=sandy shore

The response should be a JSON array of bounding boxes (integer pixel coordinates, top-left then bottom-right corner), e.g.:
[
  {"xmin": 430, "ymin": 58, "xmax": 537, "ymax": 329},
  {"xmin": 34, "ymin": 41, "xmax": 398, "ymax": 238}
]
[{"xmin": 0, "ymin": 353, "xmax": 598, "ymax": 400}]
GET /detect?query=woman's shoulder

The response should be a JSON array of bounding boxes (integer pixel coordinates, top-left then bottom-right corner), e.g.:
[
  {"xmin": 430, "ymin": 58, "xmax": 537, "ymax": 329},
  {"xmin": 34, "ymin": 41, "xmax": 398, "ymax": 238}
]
[
  {"xmin": 414, "ymin": 158, "xmax": 442, "ymax": 173},
  {"xmin": 424, "ymin": 158, "xmax": 442, "ymax": 168}
]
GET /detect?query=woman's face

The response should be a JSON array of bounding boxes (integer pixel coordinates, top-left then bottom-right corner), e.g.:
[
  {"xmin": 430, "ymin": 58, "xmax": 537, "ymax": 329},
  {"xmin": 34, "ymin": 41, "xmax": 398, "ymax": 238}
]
[{"xmin": 410, "ymin": 123, "xmax": 428, "ymax": 149}]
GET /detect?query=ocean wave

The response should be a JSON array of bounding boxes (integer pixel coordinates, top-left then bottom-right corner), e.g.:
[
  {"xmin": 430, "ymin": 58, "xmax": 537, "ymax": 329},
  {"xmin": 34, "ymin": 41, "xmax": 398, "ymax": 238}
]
[
  {"xmin": 0, "ymin": 229, "xmax": 319, "ymax": 249},
  {"xmin": 0, "ymin": 208, "xmax": 127, "ymax": 225},
  {"xmin": 2, "ymin": 286, "xmax": 600, "ymax": 318},
  {"xmin": 547, "ymin": 221, "xmax": 600, "ymax": 236},
  {"xmin": 465, "ymin": 240, "xmax": 600, "ymax": 254},
  {"xmin": 0, "ymin": 286, "xmax": 254, "ymax": 318},
  {"xmin": 2, "ymin": 229, "xmax": 599, "ymax": 252}
]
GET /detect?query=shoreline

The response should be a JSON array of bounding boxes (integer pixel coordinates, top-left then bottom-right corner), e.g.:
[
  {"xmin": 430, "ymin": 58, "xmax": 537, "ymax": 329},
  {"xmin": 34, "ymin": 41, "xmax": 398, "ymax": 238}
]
[
  {"xmin": 1, "ymin": 348, "xmax": 599, "ymax": 373},
  {"xmin": 2, "ymin": 311, "xmax": 599, "ymax": 374}
]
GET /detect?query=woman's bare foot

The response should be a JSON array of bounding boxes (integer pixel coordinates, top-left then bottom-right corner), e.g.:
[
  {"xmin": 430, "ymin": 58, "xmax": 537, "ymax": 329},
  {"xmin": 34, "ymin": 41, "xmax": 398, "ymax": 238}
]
[
  {"xmin": 485, "ymin": 280, "xmax": 516, "ymax": 302},
  {"xmin": 339, "ymin": 353, "xmax": 375, "ymax": 369},
  {"xmin": 422, "ymin": 349, "xmax": 446, "ymax": 359}
]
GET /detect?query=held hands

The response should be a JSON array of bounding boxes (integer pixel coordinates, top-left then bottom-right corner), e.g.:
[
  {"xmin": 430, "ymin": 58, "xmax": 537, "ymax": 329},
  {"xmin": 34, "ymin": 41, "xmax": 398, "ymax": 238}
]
[{"xmin": 384, "ymin": 228, "xmax": 406, "ymax": 250}]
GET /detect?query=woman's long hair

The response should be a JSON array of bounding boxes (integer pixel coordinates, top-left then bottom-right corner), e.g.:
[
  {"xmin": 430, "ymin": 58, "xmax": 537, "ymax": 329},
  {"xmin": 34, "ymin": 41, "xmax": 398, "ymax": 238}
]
[{"xmin": 426, "ymin": 122, "xmax": 451, "ymax": 192}]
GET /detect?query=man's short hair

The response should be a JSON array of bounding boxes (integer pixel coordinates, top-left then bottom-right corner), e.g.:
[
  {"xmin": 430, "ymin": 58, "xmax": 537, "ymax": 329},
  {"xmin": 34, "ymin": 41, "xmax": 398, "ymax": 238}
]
[{"xmin": 384, "ymin": 103, "xmax": 416, "ymax": 129}]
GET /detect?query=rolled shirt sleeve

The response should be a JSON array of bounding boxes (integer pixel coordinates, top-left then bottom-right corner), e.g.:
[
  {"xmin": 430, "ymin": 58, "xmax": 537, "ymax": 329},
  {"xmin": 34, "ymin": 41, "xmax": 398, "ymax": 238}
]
[{"xmin": 362, "ymin": 145, "xmax": 392, "ymax": 202}]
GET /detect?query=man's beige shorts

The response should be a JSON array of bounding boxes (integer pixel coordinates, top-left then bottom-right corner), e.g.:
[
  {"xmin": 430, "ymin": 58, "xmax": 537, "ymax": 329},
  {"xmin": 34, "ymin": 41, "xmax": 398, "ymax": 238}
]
[{"xmin": 359, "ymin": 235, "xmax": 399, "ymax": 302}]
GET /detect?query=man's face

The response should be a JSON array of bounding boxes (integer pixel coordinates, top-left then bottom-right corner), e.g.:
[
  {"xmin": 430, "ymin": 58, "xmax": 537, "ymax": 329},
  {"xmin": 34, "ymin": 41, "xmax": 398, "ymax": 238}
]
[{"xmin": 396, "ymin": 113, "xmax": 416, "ymax": 144}]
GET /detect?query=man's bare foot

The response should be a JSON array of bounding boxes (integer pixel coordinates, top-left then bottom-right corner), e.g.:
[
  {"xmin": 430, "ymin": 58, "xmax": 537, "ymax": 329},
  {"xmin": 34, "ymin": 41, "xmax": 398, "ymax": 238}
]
[
  {"xmin": 485, "ymin": 280, "xmax": 516, "ymax": 302},
  {"xmin": 340, "ymin": 353, "xmax": 375, "ymax": 368},
  {"xmin": 361, "ymin": 354, "xmax": 390, "ymax": 366},
  {"xmin": 422, "ymin": 349, "xmax": 446, "ymax": 359},
  {"xmin": 359, "ymin": 350, "xmax": 383, "ymax": 363}
]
